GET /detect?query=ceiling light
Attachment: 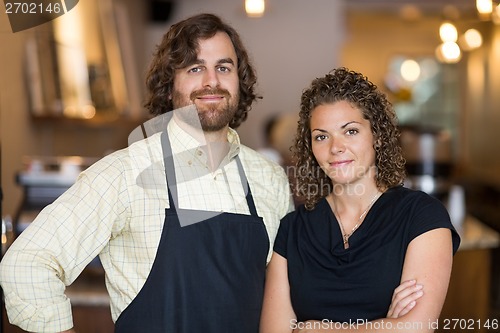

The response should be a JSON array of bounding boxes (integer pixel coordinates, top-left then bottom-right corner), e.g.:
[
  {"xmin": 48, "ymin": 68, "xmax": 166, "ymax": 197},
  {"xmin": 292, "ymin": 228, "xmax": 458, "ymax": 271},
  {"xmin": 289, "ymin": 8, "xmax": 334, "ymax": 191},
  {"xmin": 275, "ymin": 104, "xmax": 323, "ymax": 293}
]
[{"xmin": 245, "ymin": 0, "xmax": 265, "ymax": 18}]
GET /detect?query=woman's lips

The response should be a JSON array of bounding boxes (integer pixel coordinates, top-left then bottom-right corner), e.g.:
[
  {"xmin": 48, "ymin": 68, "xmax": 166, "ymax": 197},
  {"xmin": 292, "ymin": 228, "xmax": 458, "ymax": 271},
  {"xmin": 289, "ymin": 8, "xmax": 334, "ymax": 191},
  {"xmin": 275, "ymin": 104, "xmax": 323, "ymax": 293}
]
[{"xmin": 329, "ymin": 160, "xmax": 352, "ymax": 167}]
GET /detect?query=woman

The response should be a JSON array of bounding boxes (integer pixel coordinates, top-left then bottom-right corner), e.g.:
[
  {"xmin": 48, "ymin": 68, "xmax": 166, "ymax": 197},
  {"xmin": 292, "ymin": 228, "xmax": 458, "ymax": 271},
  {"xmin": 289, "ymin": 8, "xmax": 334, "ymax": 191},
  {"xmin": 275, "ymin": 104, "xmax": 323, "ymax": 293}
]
[{"xmin": 260, "ymin": 68, "xmax": 460, "ymax": 333}]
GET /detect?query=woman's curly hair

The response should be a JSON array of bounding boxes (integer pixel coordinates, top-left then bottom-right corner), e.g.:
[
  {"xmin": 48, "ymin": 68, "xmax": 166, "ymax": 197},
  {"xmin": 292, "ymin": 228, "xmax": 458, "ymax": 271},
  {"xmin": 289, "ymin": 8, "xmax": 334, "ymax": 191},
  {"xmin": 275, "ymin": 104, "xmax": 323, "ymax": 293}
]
[
  {"xmin": 292, "ymin": 67, "xmax": 406, "ymax": 210},
  {"xmin": 143, "ymin": 13, "xmax": 259, "ymax": 129}
]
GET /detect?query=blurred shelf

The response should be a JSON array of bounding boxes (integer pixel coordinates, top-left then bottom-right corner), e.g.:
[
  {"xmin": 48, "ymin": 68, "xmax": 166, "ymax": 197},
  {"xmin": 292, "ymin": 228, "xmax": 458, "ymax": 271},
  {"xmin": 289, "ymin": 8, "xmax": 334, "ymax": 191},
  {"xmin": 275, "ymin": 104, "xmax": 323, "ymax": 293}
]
[{"xmin": 31, "ymin": 113, "xmax": 149, "ymax": 129}]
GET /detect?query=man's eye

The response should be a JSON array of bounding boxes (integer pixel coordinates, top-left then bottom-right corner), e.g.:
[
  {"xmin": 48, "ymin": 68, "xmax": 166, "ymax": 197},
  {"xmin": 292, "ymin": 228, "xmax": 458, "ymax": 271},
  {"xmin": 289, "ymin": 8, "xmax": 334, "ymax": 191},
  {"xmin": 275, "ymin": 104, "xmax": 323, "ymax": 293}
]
[
  {"xmin": 188, "ymin": 67, "xmax": 202, "ymax": 73},
  {"xmin": 217, "ymin": 66, "xmax": 230, "ymax": 72}
]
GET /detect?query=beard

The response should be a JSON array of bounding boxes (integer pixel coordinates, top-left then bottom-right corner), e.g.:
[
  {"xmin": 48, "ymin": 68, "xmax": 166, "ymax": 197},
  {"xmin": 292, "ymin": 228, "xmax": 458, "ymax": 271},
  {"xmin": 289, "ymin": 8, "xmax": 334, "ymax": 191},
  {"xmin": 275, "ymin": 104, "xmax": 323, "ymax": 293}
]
[{"xmin": 171, "ymin": 88, "xmax": 238, "ymax": 132}]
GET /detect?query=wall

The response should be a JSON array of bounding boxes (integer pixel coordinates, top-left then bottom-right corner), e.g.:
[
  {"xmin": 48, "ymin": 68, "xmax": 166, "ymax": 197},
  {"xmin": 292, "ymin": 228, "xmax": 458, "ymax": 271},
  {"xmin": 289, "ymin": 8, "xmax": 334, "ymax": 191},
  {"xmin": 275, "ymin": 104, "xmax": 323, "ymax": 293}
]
[
  {"xmin": 340, "ymin": 10, "xmax": 462, "ymax": 160},
  {"xmin": 340, "ymin": 11, "xmax": 443, "ymax": 92},
  {"xmin": 0, "ymin": 1, "xmax": 145, "ymax": 217},
  {"xmin": 0, "ymin": 0, "xmax": 345, "ymax": 216},
  {"xmin": 340, "ymin": 9, "xmax": 500, "ymax": 188},
  {"xmin": 0, "ymin": 12, "xmax": 37, "ymax": 218},
  {"xmin": 461, "ymin": 23, "xmax": 500, "ymax": 186},
  {"xmin": 4, "ymin": 1, "xmax": 498, "ymax": 218},
  {"xmin": 144, "ymin": 0, "xmax": 346, "ymax": 150}
]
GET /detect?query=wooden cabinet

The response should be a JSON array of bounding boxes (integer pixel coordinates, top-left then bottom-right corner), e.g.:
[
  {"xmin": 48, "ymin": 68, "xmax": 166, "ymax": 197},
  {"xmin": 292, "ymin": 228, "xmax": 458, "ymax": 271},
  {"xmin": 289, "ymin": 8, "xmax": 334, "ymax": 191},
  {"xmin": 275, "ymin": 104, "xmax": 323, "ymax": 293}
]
[{"xmin": 437, "ymin": 217, "xmax": 500, "ymax": 333}]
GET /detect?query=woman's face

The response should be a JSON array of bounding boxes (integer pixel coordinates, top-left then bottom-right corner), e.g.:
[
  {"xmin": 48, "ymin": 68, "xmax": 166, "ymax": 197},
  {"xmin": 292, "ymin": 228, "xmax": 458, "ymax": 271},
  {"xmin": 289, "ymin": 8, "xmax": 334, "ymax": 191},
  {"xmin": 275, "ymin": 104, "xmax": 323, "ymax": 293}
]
[{"xmin": 310, "ymin": 100, "xmax": 376, "ymax": 189}]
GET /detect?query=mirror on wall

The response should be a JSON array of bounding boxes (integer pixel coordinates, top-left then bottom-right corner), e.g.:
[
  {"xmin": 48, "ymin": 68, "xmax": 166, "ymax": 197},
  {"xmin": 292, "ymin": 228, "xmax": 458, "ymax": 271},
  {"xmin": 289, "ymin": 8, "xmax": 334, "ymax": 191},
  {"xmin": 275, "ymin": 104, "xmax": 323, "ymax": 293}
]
[{"xmin": 25, "ymin": 0, "xmax": 142, "ymax": 121}]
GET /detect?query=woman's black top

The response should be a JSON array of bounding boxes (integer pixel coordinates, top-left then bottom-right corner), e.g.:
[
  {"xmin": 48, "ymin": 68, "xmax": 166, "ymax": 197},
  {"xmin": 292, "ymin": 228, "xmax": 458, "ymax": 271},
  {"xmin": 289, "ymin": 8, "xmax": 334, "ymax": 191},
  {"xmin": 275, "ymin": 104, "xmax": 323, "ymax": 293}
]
[{"xmin": 274, "ymin": 186, "xmax": 461, "ymax": 323}]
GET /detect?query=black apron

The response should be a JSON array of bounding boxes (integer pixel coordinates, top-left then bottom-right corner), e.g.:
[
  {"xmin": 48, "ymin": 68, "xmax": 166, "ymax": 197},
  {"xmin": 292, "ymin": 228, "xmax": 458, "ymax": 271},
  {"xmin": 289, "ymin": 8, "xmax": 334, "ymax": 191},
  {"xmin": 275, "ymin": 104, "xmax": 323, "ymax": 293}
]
[{"xmin": 114, "ymin": 130, "xmax": 269, "ymax": 333}]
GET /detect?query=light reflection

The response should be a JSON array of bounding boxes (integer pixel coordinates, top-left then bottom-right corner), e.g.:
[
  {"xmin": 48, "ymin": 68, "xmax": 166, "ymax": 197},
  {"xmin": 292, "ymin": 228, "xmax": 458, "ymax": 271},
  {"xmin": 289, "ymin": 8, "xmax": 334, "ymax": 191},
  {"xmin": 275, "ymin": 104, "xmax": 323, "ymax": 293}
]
[
  {"xmin": 493, "ymin": 4, "xmax": 500, "ymax": 24},
  {"xmin": 82, "ymin": 105, "xmax": 96, "ymax": 119},
  {"xmin": 384, "ymin": 56, "xmax": 441, "ymax": 125},
  {"xmin": 400, "ymin": 59, "xmax": 421, "ymax": 82},
  {"xmin": 53, "ymin": 4, "xmax": 93, "ymax": 118}
]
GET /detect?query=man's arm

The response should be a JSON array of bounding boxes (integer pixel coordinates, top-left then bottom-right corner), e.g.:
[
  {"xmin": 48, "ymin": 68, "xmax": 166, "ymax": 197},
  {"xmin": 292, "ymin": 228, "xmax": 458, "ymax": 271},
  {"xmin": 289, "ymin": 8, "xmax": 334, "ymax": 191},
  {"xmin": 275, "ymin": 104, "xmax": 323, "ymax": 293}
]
[{"xmin": 0, "ymin": 159, "xmax": 125, "ymax": 332}]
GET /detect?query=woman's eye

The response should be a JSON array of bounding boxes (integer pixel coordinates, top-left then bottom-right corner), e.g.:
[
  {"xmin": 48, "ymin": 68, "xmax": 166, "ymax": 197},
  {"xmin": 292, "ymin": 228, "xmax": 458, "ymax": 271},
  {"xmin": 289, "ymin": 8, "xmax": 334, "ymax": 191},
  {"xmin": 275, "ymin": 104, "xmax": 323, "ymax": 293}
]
[
  {"xmin": 346, "ymin": 129, "xmax": 359, "ymax": 136},
  {"xmin": 314, "ymin": 134, "xmax": 327, "ymax": 141}
]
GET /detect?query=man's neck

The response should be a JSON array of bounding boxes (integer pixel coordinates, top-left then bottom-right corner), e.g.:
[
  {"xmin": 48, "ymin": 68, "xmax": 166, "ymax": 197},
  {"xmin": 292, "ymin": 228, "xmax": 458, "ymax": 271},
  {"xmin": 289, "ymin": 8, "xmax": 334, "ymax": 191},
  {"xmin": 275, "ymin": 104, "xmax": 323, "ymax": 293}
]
[
  {"xmin": 172, "ymin": 115, "xmax": 231, "ymax": 171},
  {"xmin": 201, "ymin": 128, "xmax": 231, "ymax": 172}
]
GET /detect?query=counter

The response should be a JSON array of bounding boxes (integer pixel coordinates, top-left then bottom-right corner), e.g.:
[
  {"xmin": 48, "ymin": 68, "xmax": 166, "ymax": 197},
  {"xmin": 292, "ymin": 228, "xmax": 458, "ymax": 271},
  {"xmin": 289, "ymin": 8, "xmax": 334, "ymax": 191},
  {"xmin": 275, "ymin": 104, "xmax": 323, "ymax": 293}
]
[
  {"xmin": 456, "ymin": 215, "xmax": 500, "ymax": 251},
  {"xmin": 4, "ymin": 216, "xmax": 498, "ymax": 333},
  {"xmin": 439, "ymin": 215, "xmax": 500, "ymax": 333}
]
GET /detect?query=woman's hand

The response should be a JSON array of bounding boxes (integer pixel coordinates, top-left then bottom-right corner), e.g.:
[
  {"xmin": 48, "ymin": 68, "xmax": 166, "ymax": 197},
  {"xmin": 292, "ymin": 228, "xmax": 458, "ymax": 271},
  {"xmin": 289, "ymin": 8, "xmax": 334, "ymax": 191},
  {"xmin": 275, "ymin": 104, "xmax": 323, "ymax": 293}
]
[
  {"xmin": 291, "ymin": 280, "xmax": 424, "ymax": 332},
  {"xmin": 387, "ymin": 279, "xmax": 423, "ymax": 318}
]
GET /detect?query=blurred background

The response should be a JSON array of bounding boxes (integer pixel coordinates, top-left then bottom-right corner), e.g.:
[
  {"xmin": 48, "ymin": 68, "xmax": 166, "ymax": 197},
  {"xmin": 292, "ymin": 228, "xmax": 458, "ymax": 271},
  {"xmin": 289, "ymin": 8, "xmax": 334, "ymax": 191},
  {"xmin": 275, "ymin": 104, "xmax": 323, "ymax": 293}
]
[{"xmin": 0, "ymin": 0, "xmax": 499, "ymax": 332}]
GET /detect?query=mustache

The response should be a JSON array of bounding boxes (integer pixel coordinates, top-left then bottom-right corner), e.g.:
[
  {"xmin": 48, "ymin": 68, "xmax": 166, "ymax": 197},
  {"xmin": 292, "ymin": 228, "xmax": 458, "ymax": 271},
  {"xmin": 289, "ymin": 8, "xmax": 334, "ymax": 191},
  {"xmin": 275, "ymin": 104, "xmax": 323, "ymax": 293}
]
[{"xmin": 190, "ymin": 88, "xmax": 231, "ymax": 100}]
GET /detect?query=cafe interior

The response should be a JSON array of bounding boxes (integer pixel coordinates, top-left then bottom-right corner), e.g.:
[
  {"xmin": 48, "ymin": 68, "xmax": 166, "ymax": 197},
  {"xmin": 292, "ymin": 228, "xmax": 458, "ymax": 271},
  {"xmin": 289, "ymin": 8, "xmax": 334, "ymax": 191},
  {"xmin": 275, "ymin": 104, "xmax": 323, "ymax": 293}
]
[{"xmin": 0, "ymin": 0, "xmax": 499, "ymax": 331}]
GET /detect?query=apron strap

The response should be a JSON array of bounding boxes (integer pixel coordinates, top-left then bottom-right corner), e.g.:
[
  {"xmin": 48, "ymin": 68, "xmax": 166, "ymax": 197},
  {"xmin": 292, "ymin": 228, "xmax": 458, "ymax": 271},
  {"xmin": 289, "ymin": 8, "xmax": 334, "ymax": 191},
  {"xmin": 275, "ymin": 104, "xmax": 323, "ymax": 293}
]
[{"xmin": 235, "ymin": 157, "xmax": 258, "ymax": 217}]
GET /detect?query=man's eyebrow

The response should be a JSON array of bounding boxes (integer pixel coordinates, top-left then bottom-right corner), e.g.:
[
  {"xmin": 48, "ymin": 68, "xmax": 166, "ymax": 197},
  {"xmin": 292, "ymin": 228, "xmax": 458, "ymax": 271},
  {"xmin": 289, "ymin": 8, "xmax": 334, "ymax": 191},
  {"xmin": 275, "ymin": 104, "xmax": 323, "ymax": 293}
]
[
  {"xmin": 189, "ymin": 58, "xmax": 235, "ymax": 66},
  {"xmin": 217, "ymin": 58, "xmax": 235, "ymax": 65}
]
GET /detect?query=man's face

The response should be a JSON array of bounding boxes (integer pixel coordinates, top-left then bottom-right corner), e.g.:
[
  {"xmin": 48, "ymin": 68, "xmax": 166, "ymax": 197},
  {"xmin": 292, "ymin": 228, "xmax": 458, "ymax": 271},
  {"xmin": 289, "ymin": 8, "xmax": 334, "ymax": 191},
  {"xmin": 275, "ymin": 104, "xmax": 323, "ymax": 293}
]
[{"xmin": 171, "ymin": 31, "xmax": 240, "ymax": 132}]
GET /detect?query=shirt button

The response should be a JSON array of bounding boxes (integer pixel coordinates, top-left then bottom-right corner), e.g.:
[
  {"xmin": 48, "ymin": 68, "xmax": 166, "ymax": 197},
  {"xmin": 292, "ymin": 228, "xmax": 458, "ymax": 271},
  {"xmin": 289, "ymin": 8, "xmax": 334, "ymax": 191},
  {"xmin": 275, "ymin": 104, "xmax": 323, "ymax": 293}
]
[
  {"xmin": 197, "ymin": 150, "xmax": 203, "ymax": 156},
  {"xmin": 188, "ymin": 160, "xmax": 192, "ymax": 165}
]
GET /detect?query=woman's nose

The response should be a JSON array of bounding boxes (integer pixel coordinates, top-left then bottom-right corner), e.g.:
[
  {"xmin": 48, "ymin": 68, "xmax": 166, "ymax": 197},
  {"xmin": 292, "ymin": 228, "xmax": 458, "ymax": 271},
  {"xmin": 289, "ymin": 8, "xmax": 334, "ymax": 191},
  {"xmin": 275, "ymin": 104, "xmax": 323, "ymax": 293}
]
[{"xmin": 330, "ymin": 137, "xmax": 345, "ymax": 154}]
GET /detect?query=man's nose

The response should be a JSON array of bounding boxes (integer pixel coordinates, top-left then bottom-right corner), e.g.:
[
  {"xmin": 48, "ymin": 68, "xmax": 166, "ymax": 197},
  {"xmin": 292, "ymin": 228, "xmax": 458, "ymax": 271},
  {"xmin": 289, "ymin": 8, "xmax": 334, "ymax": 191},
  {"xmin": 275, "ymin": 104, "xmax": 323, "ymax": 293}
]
[{"xmin": 202, "ymin": 69, "xmax": 220, "ymax": 88}]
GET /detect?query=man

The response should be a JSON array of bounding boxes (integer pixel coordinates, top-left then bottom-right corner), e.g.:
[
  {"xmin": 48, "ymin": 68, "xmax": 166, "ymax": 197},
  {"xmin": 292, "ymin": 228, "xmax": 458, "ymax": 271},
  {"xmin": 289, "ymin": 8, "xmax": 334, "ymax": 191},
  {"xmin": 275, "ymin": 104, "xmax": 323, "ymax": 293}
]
[{"xmin": 0, "ymin": 13, "xmax": 293, "ymax": 333}]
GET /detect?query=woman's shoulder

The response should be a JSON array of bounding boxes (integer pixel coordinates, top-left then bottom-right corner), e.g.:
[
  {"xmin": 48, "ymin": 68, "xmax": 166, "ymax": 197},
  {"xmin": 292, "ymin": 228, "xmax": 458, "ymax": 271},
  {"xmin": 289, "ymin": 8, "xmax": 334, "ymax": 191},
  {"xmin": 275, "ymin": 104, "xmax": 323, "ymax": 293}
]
[
  {"xmin": 377, "ymin": 186, "xmax": 451, "ymax": 226},
  {"xmin": 387, "ymin": 186, "xmax": 461, "ymax": 252},
  {"xmin": 385, "ymin": 185, "xmax": 443, "ymax": 207}
]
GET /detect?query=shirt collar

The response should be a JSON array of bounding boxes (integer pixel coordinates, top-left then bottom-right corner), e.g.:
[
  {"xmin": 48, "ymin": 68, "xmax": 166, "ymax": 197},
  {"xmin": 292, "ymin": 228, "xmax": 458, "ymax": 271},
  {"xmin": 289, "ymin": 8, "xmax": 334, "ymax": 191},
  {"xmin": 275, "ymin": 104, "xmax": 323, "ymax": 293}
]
[{"xmin": 167, "ymin": 117, "xmax": 241, "ymax": 163}]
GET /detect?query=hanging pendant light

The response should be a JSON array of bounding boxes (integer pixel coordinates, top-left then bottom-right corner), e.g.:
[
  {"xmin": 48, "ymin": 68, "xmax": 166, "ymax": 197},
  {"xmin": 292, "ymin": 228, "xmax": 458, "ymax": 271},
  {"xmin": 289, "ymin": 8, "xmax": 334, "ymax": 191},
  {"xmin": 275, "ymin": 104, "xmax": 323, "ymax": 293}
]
[
  {"xmin": 436, "ymin": 42, "xmax": 462, "ymax": 64},
  {"xmin": 476, "ymin": 0, "xmax": 493, "ymax": 19},
  {"xmin": 459, "ymin": 29, "xmax": 483, "ymax": 50},
  {"xmin": 439, "ymin": 22, "xmax": 458, "ymax": 43}
]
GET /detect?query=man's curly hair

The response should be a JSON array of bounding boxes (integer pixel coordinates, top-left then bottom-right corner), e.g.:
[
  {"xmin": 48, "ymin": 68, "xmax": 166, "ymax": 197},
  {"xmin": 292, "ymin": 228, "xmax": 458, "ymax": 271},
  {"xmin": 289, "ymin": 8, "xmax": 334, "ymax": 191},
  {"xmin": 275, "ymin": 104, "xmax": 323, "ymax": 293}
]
[
  {"xmin": 143, "ymin": 13, "xmax": 259, "ymax": 129},
  {"xmin": 292, "ymin": 67, "xmax": 406, "ymax": 210}
]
